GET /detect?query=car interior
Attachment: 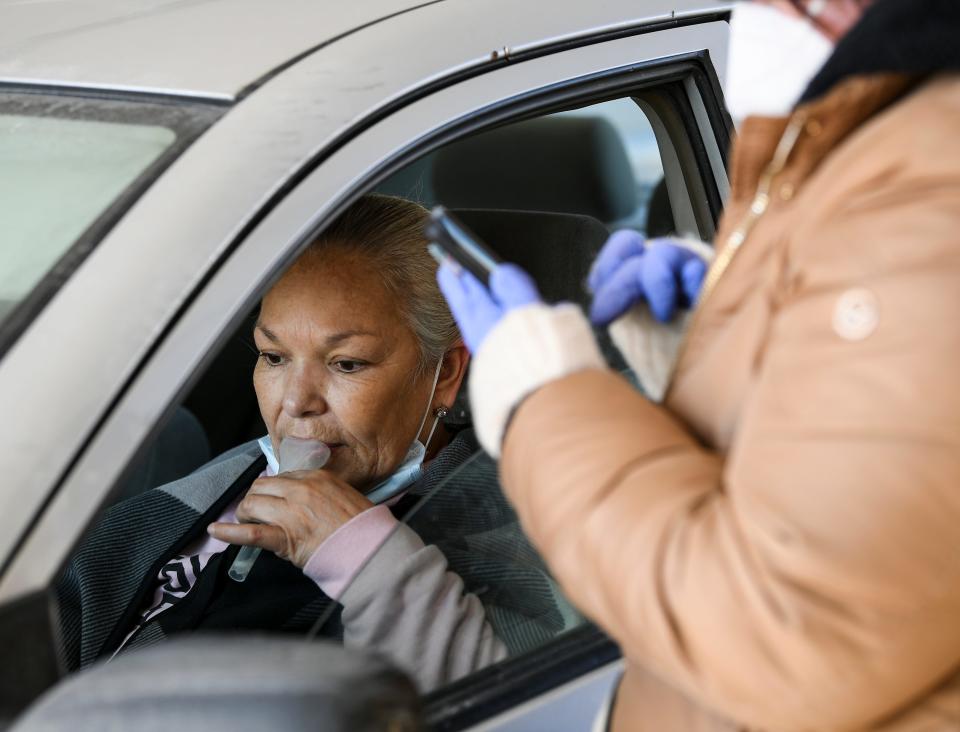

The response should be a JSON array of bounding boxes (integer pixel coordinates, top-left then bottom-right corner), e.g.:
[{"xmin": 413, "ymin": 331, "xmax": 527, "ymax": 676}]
[
  {"xmin": 121, "ymin": 98, "xmax": 676, "ymax": 491},
  {"xmin": 102, "ymin": 96, "xmax": 684, "ymax": 676}
]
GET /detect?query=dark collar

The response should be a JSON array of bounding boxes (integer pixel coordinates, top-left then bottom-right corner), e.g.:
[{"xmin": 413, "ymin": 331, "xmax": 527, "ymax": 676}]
[
  {"xmin": 802, "ymin": 0, "xmax": 960, "ymax": 103},
  {"xmin": 409, "ymin": 427, "xmax": 479, "ymax": 498}
]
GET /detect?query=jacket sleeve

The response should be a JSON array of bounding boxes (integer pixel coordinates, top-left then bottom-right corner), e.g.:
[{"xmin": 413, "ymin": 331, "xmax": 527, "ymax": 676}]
[
  {"xmin": 495, "ymin": 185, "xmax": 960, "ymax": 730},
  {"xmin": 338, "ymin": 523, "xmax": 507, "ymax": 692}
]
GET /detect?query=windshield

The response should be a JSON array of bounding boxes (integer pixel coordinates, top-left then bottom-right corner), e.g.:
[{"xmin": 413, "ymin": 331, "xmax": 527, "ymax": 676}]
[{"xmin": 0, "ymin": 91, "xmax": 221, "ymax": 352}]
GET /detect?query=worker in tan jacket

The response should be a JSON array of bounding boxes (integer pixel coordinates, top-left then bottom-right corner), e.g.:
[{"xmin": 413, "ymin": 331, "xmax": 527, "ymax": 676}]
[{"xmin": 437, "ymin": 0, "xmax": 960, "ymax": 729}]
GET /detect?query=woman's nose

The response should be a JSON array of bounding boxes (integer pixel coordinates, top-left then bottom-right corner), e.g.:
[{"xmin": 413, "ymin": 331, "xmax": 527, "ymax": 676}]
[{"xmin": 281, "ymin": 364, "xmax": 328, "ymax": 418}]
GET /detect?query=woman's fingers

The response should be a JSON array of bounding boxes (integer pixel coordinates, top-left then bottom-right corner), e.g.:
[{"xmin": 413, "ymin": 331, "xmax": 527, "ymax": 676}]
[
  {"xmin": 437, "ymin": 261, "xmax": 470, "ymax": 311},
  {"xmin": 490, "ymin": 263, "xmax": 541, "ymax": 308},
  {"xmin": 588, "ymin": 229, "xmax": 646, "ymax": 294},
  {"xmin": 681, "ymin": 256, "xmax": 708, "ymax": 305},
  {"xmin": 589, "ymin": 255, "xmax": 645, "ymax": 326},
  {"xmin": 210, "ymin": 470, "xmax": 371, "ymax": 568},
  {"xmin": 243, "ymin": 475, "xmax": 291, "ymax": 498},
  {"xmin": 207, "ymin": 520, "xmax": 286, "ymax": 555},
  {"xmin": 459, "ymin": 269, "xmax": 501, "ymax": 314},
  {"xmin": 438, "ymin": 260, "xmax": 543, "ymax": 354},
  {"xmin": 235, "ymin": 492, "xmax": 291, "ymax": 525},
  {"xmin": 589, "ymin": 241, "xmax": 709, "ymax": 326},
  {"xmin": 645, "ymin": 240, "xmax": 709, "ymax": 315},
  {"xmin": 641, "ymin": 247, "xmax": 681, "ymax": 323},
  {"xmin": 439, "ymin": 264, "xmax": 504, "ymax": 353}
]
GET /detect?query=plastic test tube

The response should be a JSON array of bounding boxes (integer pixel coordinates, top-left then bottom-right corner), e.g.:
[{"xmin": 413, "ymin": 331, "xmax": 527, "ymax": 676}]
[{"xmin": 228, "ymin": 437, "xmax": 331, "ymax": 582}]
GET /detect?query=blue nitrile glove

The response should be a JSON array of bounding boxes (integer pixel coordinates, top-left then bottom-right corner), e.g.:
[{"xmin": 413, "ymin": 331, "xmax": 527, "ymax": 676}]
[
  {"xmin": 437, "ymin": 262, "xmax": 542, "ymax": 353},
  {"xmin": 588, "ymin": 230, "xmax": 708, "ymax": 327}
]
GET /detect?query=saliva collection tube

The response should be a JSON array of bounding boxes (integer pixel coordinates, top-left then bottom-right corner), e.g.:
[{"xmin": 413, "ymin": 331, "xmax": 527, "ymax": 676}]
[{"xmin": 228, "ymin": 437, "xmax": 331, "ymax": 583}]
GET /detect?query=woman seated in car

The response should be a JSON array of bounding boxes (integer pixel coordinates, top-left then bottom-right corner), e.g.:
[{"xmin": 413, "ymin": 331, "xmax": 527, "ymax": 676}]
[{"xmin": 57, "ymin": 194, "xmax": 558, "ymax": 691}]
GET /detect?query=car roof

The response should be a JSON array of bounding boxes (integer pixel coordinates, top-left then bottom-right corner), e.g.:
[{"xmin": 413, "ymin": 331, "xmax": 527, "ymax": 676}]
[
  {"xmin": 0, "ymin": 0, "xmax": 730, "ymax": 101},
  {"xmin": 0, "ymin": 0, "xmax": 436, "ymax": 101}
]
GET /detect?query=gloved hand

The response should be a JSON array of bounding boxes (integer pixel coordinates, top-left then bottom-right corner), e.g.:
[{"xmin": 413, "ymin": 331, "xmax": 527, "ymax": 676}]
[
  {"xmin": 588, "ymin": 230, "xmax": 708, "ymax": 327},
  {"xmin": 437, "ymin": 262, "xmax": 542, "ymax": 353}
]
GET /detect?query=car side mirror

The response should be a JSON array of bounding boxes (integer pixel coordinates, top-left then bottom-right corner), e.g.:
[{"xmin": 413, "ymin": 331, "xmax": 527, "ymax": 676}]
[{"xmin": 11, "ymin": 634, "xmax": 423, "ymax": 732}]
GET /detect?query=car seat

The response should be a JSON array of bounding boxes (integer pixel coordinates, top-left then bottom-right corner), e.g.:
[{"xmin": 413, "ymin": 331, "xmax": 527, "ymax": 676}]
[
  {"xmin": 110, "ymin": 406, "xmax": 212, "ymax": 504},
  {"xmin": 376, "ymin": 116, "xmax": 639, "ymax": 228},
  {"xmin": 645, "ymin": 177, "xmax": 676, "ymax": 236},
  {"xmin": 442, "ymin": 208, "xmax": 624, "ymax": 424}
]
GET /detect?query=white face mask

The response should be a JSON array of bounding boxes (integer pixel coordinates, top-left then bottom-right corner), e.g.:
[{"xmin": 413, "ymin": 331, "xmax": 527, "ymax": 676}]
[
  {"xmin": 724, "ymin": 2, "xmax": 834, "ymax": 126},
  {"xmin": 362, "ymin": 357, "xmax": 445, "ymax": 505}
]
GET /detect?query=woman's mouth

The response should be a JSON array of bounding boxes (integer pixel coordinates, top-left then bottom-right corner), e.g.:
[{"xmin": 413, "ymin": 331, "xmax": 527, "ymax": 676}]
[{"xmin": 278, "ymin": 435, "xmax": 347, "ymax": 456}]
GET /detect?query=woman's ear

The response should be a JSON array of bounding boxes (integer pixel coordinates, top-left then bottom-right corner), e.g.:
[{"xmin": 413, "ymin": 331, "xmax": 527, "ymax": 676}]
[{"xmin": 435, "ymin": 342, "xmax": 470, "ymax": 409}]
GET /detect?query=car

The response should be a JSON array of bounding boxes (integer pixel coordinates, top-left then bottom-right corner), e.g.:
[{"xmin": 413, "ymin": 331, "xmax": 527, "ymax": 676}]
[{"xmin": 0, "ymin": 1, "xmax": 733, "ymax": 729}]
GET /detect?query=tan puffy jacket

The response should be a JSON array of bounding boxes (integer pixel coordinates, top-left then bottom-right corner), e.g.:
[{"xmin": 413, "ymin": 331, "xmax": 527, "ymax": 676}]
[{"xmin": 490, "ymin": 74, "xmax": 960, "ymax": 730}]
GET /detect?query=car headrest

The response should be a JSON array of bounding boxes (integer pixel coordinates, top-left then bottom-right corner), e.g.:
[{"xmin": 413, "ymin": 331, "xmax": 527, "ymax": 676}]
[
  {"xmin": 110, "ymin": 407, "xmax": 212, "ymax": 506},
  {"xmin": 645, "ymin": 177, "xmax": 676, "ymax": 237},
  {"xmin": 14, "ymin": 635, "xmax": 420, "ymax": 731},
  {"xmin": 434, "ymin": 117, "xmax": 638, "ymax": 223},
  {"xmin": 443, "ymin": 209, "xmax": 618, "ymax": 425},
  {"xmin": 452, "ymin": 208, "xmax": 609, "ymax": 308}
]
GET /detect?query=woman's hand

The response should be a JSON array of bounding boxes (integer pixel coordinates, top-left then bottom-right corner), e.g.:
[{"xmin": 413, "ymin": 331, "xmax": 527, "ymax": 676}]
[
  {"xmin": 437, "ymin": 262, "xmax": 542, "ymax": 354},
  {"xmin": 588, "ymin": 230, "xmax": 708, "ymax": 327},
  {"xmin": 208, "ymin": 470, "xmax": 373, "ymax": 568}
]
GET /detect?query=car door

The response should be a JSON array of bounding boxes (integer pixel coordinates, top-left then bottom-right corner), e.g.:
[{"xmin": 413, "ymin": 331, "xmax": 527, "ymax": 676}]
[{"xmin": 0, "ymin": 0, "xmax": 731, "ymax": 724}]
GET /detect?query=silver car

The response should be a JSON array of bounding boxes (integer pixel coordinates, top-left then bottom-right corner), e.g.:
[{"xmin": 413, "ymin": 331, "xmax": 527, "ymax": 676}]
[{"xmin": 0, "ymin": 1, "xmax": 733, "ymax": 728}]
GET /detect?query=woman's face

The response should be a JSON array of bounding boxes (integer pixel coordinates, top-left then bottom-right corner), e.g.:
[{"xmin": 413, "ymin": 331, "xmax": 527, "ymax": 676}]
[{"xmin": 253, "ymin": 248, "xmax": 437, "ymax": 491}]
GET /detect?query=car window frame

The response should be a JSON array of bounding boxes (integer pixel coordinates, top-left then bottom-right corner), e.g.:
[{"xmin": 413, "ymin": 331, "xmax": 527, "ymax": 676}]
[
  {"xmin": 0, "ymin": 87, "xmax": 225, "ymax": 361},
  {"xmin": 0, "ymin": 3, "xmax": 730, "ymax": 595},
  {"xmin": 327, "ymin": 64, "xmax": 733, "ymax": 730},
  {"xmin": 0, "ymin": 19, "xmax": 730, "ymax": 721}
]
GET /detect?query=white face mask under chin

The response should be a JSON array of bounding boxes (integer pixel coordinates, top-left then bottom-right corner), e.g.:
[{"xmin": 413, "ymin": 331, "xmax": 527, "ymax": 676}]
[
  {"xmin": 724, "ymin": 2, "xmax": 834, "ymax": 126},
  {"xmin": 364, "ymin": 358, "xmax": 445, "ymax": 505}
]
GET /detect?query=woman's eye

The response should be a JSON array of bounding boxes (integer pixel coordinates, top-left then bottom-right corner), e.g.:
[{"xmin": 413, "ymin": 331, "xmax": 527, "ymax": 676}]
[
  {"xmin": 334, "ymin": 359, "xmax": 365, "ymax": 373},
  {"xmin": 258, "ymin": 352, "xmax": 284, "ymax": 367}
]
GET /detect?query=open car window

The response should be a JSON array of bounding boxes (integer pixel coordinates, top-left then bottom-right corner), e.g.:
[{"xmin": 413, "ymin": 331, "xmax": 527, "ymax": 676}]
[
  {"xmin": 306, "ymin": 94, "xmax": 685, "ymax": 692},
  {"xmin": 37, "ymin": 44, "xmax": 727, "ymax": 726},
  {"xmin": 376, "ymin": 97, "xmax": 671, "ymax": 237}
]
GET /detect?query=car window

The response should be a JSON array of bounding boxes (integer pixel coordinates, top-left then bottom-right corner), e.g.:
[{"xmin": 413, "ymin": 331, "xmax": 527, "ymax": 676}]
[
  {"xmin": 0, "ymin": 92, "xmax": 220, "ymax": 353},
  {"xmin": 376, "ymin": 98, "xmax": 671, "ymax": 237},
  {"xmin": 40, "ymin": 62, "xmax": 724, "ymax": 728},
  {"xmin": 0, "ymin": 115, "xmax": 173, "ymax": 316},
  {"xmin": 307, "ymin": 84, "xmax": 724, "ymax": 727},
  {"xmin": 558, "ymin": 98, "xmax": 667, "ymax": 232},
  {"xmin": 315, "ymin": 92, "xmax": 696, "ymax": 692}
]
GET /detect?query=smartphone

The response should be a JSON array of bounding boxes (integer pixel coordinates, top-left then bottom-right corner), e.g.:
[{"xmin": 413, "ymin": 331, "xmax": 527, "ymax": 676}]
[{"xmin": 425, "ymin": 206, "xmax": 502, "ymax": 287}]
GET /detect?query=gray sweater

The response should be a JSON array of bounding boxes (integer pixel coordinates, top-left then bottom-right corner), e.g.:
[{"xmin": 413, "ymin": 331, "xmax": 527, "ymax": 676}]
[{"xmin": 56, "ymin": 430, "xmax": 567, "ymax": 691}]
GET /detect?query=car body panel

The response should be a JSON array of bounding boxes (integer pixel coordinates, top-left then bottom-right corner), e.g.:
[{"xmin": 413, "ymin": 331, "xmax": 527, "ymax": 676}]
[
  {"xmin": 467, "ymin": 660, "xmax": 625, "ymax": 731},
  {"xmin": 0, "ymin": 0, "xmax": 731, "ymax": 593},
  {"xmin": 0, "ymin": 11, "xmax": 730, "ymax": 602},
  {"xmin": 0, "ymin": 0, "xmax": 731, "ymax": 97},
  {"xmin": 0, "ymin": 1, "xmax": 734, "ymax": 726},
  {"xmin": 0, "ymin": 0, "xmax": 434, "ymax": 100}
]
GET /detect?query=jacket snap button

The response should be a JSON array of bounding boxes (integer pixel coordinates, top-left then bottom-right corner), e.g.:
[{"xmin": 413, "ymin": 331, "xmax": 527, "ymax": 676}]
[
  {"xmin": 833, "ymin": 288, "xmax": 879, "ymax": 341},
  {"xmin": 806, "ymin": 119, "xmax": 823, "ymax": 137},
  {"xmin": 779, "ymin": 183, "xmax": 795, "ymax": 201}
]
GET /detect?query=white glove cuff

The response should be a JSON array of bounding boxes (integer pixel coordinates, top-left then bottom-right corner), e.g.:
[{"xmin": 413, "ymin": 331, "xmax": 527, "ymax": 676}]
[{"xmin": 470, "ymin": 303, "xmax": 605, "ymax": 457}]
